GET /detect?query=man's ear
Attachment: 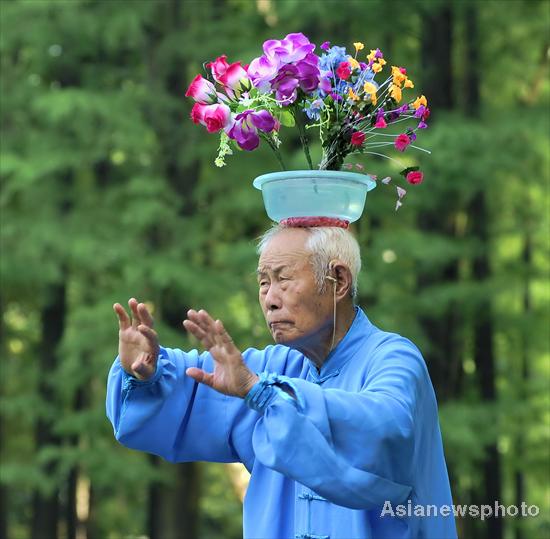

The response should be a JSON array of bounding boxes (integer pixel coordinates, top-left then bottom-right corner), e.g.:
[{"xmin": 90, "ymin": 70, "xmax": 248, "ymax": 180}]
[{"xmin": 328, "ymin": 260, "xmax": 353, "ymax": 301}]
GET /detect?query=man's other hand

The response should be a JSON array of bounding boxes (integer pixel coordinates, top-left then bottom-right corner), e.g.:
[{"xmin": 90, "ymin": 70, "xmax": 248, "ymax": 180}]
[
  {"xmin": 183, "ymin": 310, "xmax": 259, "ymax": 398},
  {"xmin": 113, "ymin": 298, "xmax": 159, "ymax": 381}
]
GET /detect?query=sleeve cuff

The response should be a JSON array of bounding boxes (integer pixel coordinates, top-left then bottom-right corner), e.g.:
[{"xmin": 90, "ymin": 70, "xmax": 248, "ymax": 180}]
[{"xmin": 244, "ymin": 371, "xmax": 304, "ymax": 413}]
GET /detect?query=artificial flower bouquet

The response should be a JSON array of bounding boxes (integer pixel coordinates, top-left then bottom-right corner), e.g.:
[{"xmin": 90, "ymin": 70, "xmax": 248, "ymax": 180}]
[{"xmin": 185, "ymin": 33, "xmax": 430, "ymax": 210}]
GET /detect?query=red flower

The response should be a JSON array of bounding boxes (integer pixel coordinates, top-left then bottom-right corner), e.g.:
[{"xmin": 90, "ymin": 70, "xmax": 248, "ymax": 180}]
[
  {"xmin": 406, "ymin": 170, "xmax": 424, "ymax": 185},
  {"xmin": 394, "ymin": 133, "xmax": 411, "ymax": 152},
  {"xmin": 336, "ymin": 61, "xmax": 352, "ymax": 80},
  {"xmin": 350, "ymin": 131, "xmax": 365, "ymax": 146}
]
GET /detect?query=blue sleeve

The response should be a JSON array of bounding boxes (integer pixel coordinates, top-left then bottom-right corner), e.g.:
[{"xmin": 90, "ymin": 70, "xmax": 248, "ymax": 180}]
[
  {"xmin": 106, "ymin": 345, "xmax": 266, "ymax": 464},
  {"xmin": 246, "ymin": 342, "xmax": 426, "ymax": 510}
]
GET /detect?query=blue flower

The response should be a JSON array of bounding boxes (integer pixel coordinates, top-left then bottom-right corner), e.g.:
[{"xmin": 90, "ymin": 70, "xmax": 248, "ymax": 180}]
[
  {"xmin": 303, "ymin": 96, "xmax": 325, "ymax": 120},
  {"xmin": 319, "ymin": 46, "xmax": 348, "ymax": 71}
]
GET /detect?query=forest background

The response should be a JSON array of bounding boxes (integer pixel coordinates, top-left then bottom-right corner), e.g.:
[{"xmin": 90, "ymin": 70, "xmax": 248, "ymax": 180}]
[{"xmin": 1, "ymin": 0, "xmax": 549, "ymax": 538}]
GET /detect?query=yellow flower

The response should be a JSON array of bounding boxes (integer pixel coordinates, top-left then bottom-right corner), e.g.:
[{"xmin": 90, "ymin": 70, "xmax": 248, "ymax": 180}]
[
  {"xmin": 390, "ymin": 84, "xmax": 402, "ymax": 102},
  {"xmin": 371, "ymin": 92, "xmax": 377, "ymax": 106},
  {"xmin": 377, "ymin": 58, "xmax": 387, "ymax": 67},
  {"xmin": 404, "ymin": 78, "xmax": 414, "ymax": 89},
  {"xmin": 354, "ymin": 42, "xmax": 365, "ymax": 52},
  {"xmin": 363, "ymin": 82, "xmax": 377, "ymax": 95},
  {"xmin": 367, "ymin": 49, "xmax": 378, "ymax": 62},
  {"xmin": 413, "ymin": 94, "xmax": 428, "ymax": 109},
  {"xmin": 372, "ymin": 62, "xmax": 383, "ymax": 73},
  {"xmin": 391, "ymin": 66, "xmax": 407, "ymax": 87},
  {"xmin": 348, "ymin": 57, "xmax": 360, "ymax": 70},
  {"xmin": 348, "ymin": 87, "xmax": 360, "ymax": 101}
]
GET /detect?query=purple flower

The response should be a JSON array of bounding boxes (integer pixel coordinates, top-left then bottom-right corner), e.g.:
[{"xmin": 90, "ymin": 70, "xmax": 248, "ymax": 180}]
[
  {"xmin": 247, "ymin": 55, "xmax": 281, "ymax": 91},
  {"xmin": 227, "ymin": 109, "xmax": 276, "ymax": 151},
  {"xmin": 269, "ymin": 54, "xmax": 320, "ymax": 104},
  {"xmin": 295, "ymin": 53, "xmax": 320, "ymax": 91},
  {"xmin": 263, "ymin": 32, "xmax": 316, "ymax": 64},
  {"xmin": 417, "ymin": 121, "xmax": 428, "ymax": 129},
  {"xmin": 359, "ymin": 62, "xmax": 368, "ymax": 70},
  {"xmin": 321, "ymin": 41, "xmax": 331, "ymax": 51},
  {"xmin": 271, "ymin": 65, "xmax": 300, "ymax": 104},
  {"xmin": 414, "ymin": 105, "xmax": 426, "ymax": 118},
  {"xmin": 248, "ymin": 33, "xmax": 320, "ymax": 98}
]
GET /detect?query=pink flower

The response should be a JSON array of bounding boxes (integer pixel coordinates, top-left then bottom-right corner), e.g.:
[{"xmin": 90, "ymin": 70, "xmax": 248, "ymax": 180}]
[
  {"xmin": 206, "ymin": 55, "xmax": 230, "ymax": 83},
  {"xmin": 190, "ymin": 103, "xmax": 207, "ymax": 124},
  {"xmin": 350, "ymin": 131, "xmax": 365, "ymax": 146},
  {"xmin": 336, "ymin": 61, "xmax": 351, "ymax": 80},
  {"xmin": 394, "ymin": 133, "xmax": 411, "ymax": 152},
  {"xmin": 185, "ymin": 75, "xmax": 217, "ymax": 104},
  {"xmin": 406, "ymin": 170, "xmax": 424, "ymax": 184},
  {"xmin": 190, "ymin": 103, "xmax": 232, "ymax": 133},
  {"xmin": 218, "ymin": 62, "xmax": 250, "ymax": 96},
  {"xmin": 375, "ymin": 117, "xmax": 387, "ymax": 128}
]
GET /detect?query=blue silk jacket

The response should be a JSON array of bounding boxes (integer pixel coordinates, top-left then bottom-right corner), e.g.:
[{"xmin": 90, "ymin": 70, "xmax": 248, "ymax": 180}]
[{"xmin": 106, "ymin": 307, "xmax": 458, "ymax": 539}]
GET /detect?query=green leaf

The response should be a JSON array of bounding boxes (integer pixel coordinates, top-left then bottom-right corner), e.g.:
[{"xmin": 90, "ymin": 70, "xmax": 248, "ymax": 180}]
[{"xmin": 277, "ymin": 110, "xmax": 295, "ymax": 127}]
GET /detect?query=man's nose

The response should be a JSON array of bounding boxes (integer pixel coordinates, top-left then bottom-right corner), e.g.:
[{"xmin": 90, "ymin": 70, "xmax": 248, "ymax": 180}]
[{"xmin": 264, "ymin": 283, "xmax": 282, "ymax": 311}]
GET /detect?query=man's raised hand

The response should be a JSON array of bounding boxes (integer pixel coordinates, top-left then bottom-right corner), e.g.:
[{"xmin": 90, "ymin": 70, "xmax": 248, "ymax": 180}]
[
  {"xmin": 114, "ymin": 298, "xmax": 159, "ymax": 381},
  {"xmin": 183, "ymin": 309, "xmax": 258, "ymax": 398}
]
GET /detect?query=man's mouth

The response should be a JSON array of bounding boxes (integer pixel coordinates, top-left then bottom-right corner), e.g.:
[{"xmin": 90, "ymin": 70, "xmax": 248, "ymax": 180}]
[{"xmin": 269, "ymin": 321, "xmax": 292, "ymax": 329}]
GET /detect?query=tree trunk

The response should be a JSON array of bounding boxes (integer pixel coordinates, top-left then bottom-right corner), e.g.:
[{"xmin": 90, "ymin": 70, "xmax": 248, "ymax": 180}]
[
  {"xmin": 465, "ymin": 6, "xmax": 502, "ymax": 539},
  {"xmin": 514, "ymin": 205, "xmax": 532, "ymax": 539},
  {"xmin": 148, "ymin": 457, "xmax": 201, "ymax": 539},
  {"xmin": 31, "ymin": 282, "xmax": 66, "ymax": 539},
  {"xmin": 417, "ymin": 0, "xmax": 462, "ymax": 402},
  {"xmin": 66, "ymin": 386, "xmax": 88, "ymax": 539}
]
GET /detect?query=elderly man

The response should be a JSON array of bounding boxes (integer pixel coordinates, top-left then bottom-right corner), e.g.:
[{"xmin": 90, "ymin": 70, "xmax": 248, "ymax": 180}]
[{"xmin": 106, "ymin": 225, "xmax": 457, "ymax": 539}]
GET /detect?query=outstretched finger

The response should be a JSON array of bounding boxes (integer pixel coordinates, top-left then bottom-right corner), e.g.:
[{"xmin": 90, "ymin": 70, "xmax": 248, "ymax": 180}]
[
  {"xmin": 113, "ymin": 303, "xmax": 131, "ymax": 330},
  {"xmin": 185, "ymin": 367, "xmax": 215, "ymax": 388},
  {"xmin": 138, "ymin": 324, "xmax": 158, "ymax": 348},
  {"xmin": 214, "ymin": 319, "xmax": 239, "ymax": 353},
  {"xmin": 198, "ymin": 309, "xmax": 218, "ymax": 333},
  {"xmin": 138, "ymin": 303, "xmax": 154, "ymax": 327},
  {"xmin": 183, "ymin": 319, "xmax": 215, "ymax": 349},
  {"xmin": 128, "ymin": 298, "xmax": 140, "ymax": 329}
]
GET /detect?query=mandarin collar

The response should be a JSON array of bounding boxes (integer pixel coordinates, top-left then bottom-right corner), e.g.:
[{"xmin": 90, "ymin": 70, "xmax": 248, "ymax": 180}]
[{"xmin": 307, "ymin": 306, "xmax": 375, "ymax": 383}]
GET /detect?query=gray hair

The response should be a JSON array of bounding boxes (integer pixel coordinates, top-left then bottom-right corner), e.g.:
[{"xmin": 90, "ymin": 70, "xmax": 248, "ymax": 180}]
[{"xmin": 256, "ymin": 225, "xmax": 362, "ymax": 299}]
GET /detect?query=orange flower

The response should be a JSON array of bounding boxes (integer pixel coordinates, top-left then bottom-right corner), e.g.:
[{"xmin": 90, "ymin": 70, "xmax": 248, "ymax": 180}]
[
  {"xmin": 390, "ymin": 84, "xmax": 402, "ymax": 102},
  {"xmin": 391, "ymin": 66, "xmax": 407, "ymax": 87},
  {"xmin": 413, "ymin": 95, "xmax": 428, "ymax": 109}
]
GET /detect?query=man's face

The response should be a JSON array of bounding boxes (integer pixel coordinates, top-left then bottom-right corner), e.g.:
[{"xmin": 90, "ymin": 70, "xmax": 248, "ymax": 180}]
[{"xmin": 257, "ymin": 228, "xmax": 334, "ymax": 346}]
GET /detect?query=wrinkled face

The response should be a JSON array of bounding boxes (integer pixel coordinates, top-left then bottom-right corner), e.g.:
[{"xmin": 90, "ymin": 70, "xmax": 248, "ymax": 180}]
[{"xmin": 257, "ymin": 228, "xmax": 334, "ymax": 345}]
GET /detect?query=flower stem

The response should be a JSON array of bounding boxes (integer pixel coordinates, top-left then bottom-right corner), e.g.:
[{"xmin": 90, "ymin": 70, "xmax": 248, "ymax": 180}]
[
  {"xmin": 261, "ymin": 133, "xmax": 286, "ymax": 170},
  {"xmin": 293, "ymin": 105, "xmax": 314, "ymax": 170}
]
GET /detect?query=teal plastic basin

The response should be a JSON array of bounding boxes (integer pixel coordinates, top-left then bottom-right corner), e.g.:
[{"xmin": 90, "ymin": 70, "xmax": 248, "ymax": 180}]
[{"xmin": 253, "ymin": 170, "xmax": 376, "ymax": 223}]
